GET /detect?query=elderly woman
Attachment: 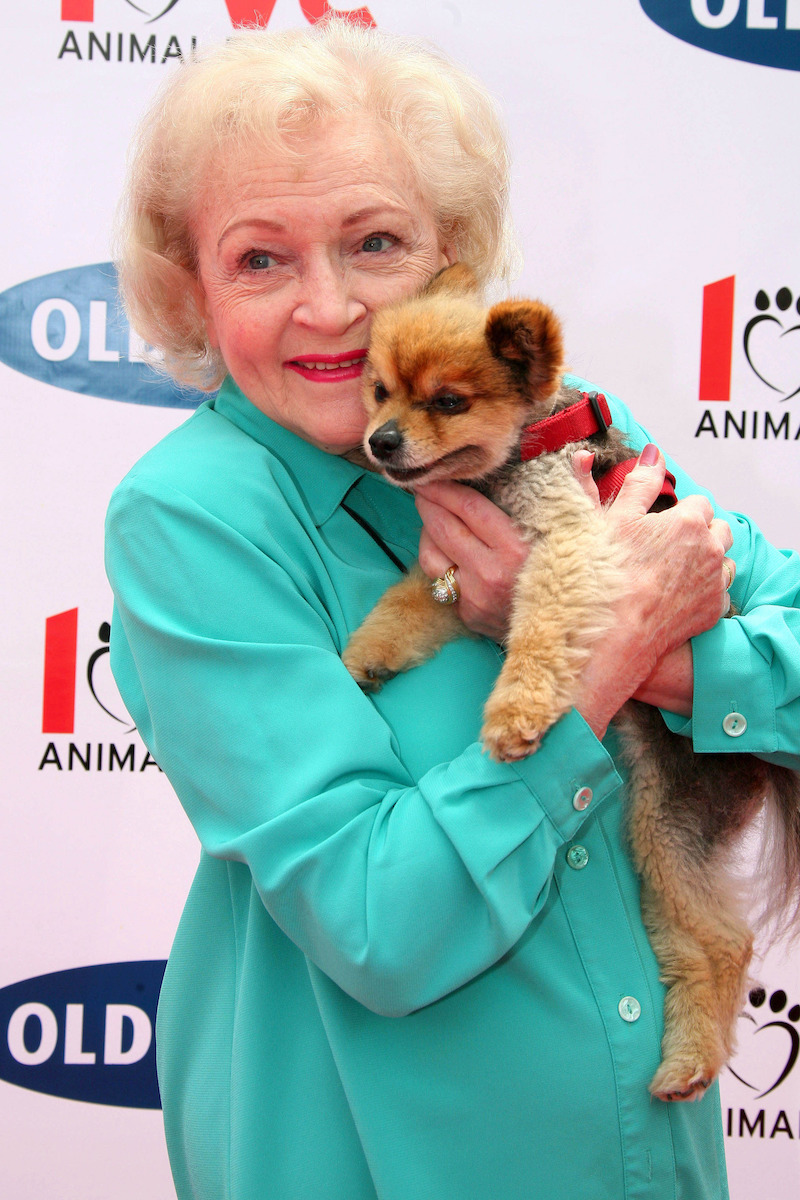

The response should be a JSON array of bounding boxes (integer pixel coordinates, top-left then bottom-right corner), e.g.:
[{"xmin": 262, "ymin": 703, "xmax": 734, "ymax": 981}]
[{"xmin": 105, "ymin": 20, "xmax": 800, "ymax": 1200}]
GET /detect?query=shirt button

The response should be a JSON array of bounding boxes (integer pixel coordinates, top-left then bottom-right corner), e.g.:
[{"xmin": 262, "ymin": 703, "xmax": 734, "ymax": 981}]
[
  {"xmin": 618, "ymin": 996, "xmax": 642, "ymax": 1023},
  {"xmin": 572, "ymin": 786, "xmax": 593, "ymax": 811},
  {"xmin": 722, "ymin": 712, "xmax": 747, "ymax": 737},
  {"xmin": 566, "ymin": 845, "xmax": 589, "ymax": 870}
]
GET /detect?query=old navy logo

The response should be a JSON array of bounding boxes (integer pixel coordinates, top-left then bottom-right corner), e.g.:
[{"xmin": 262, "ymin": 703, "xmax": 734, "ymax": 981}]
[
  {"xmin": 640, "ymin": 1, "xmax": 800, "ymax": 71},
  {"xmin": 0, "ymin": 264, "xmax": 204, "ymax": 409},
  {"xmin": 0, "ymin": 962, "xmax": 166, "ymax": 1108}
]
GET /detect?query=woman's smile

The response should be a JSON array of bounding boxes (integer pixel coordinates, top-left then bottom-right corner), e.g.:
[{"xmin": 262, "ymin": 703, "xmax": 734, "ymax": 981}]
[{"xmin": 285, "ymin": 350, "xmax": 369, "ymax": 382}]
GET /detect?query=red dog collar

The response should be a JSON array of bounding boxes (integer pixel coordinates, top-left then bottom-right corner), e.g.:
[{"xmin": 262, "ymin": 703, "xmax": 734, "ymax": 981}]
[
  {"xmin": 520, "ymin": 391, "xmax": 677, "ymax": 508},
  {"xmin": 520, "ymin": 391, "xmax": 612, "ymax": 460}
]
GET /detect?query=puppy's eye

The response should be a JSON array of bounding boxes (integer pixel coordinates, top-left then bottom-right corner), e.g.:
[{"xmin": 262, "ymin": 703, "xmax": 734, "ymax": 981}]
[
  {"xmin": 433, "ymin": 392, "xmax": 468, "ymax": 413},
  {"xmin": 374, "ymin": 382, "xmax": 389, "ymax": 403}
]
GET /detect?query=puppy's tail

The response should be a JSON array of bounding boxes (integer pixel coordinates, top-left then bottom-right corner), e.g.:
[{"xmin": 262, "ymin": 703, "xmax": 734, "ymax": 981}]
[{"xmin": 753, "ymin": 764, "xmax": 800, "ymax": 942}]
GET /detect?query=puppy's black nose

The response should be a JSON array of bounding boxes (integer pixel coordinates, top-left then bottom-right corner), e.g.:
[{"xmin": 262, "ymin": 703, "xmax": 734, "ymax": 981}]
[{"xmin": 369, "ymin": 419, "xmax": 403, "ymax": 460}]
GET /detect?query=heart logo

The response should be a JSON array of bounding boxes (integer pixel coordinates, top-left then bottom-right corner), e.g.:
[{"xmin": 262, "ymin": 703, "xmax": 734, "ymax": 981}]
[
  {"xmin": 727, "ymin": 988, "xmax": 800, "ymax": 1099},
  {"xmin": 743, "ymin": 288, "xmax": 800, "ymax": 402},
  {"xmin": 122, "ymin": 0, "xmax": 181, "ymax": 21}
]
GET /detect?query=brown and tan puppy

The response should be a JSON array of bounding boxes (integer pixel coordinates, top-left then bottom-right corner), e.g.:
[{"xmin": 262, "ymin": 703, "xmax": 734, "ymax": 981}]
[{"xmin": 343, "ymin": 263, "xmax": 800, "ymax": 1102}]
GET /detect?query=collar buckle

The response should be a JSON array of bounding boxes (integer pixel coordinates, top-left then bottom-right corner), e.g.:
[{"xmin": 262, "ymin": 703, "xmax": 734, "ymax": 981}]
[{"xmin": 584, "ymin": 391, "xmax": 610, "ymax": 438}]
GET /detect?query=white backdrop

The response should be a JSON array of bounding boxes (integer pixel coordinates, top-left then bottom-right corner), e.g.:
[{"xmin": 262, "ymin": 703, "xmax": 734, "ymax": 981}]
[{"xmin": 1, "ymin": 2, "xmax": 799, "ymax": 1197}]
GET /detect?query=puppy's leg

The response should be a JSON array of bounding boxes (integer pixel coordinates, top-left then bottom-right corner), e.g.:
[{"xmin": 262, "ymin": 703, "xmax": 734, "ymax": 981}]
[
  {"xmin": 343, "ymin": 564, "xmax": 467, "ymax": 692},
  {"xmin": 639, "ymin": 867, "xmax": 752, "ymax": 1103},
  {"xmin": 618, "ymin": 707, "xmax": 754, "ymax": 1102},
  {"xmin": 481, "ymin": 465, "xmax": 623, "ymax": 762}
]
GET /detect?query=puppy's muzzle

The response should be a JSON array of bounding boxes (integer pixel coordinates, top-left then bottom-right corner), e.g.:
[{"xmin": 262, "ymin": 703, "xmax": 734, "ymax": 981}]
[{"xmin": 368, "ymin": 420, "xmax": 404, "ymax": 461}]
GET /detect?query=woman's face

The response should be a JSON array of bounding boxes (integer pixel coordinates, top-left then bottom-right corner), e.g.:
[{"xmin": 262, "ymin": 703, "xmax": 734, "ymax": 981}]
[{"xmin": 193, "ymin": 119, "xmax": 452, "ymax": 454}]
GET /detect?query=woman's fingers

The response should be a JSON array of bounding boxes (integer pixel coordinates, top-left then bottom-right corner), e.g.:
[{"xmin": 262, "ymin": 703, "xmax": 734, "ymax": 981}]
[
  {"xmin": 415, "ymin": 481, "xmax": 517, "ymax": 552},
  {"xmin": 415, "ymin": 481, "xmax": 529, "ymax": 642},
  {"xmin": 414, "ymin": 490, "xmax": 484, "ymax": 567},
  {"xmin": 417, "ymin": 526, "xmax": 452, "ymax": 581},
  {"xmin": 600, "ymin": 445, "xmax": 731, "ymax": 557},
  {"xmin": 722, "ymin": 556, "xmax": 736, "ymax": 589},
  {"xmin": 712, "ymin": 518, "xmax": 734, "ymax": 555},
  {"xmin": 416, "ymin": 444, "xmax": 737, "ymax": 650},
  {"xmin": 572, "ymin": 450, "xmax": 599, "ymax": 506},
  {"xmin": 721, "ymin": 555, "xmax": 736, "ymax": 615},
  {"xmin": 605, "ymin": 443, "xmax": 669, "ymax": 517}
]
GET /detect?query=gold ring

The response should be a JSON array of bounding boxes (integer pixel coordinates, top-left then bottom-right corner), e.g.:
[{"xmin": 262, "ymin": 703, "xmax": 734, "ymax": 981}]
[
  {"xmin": 724, "ymin": 563, "xmax": 734, "ymax": 591},
  {"xmin": 431, "ymin": 565, "xmax": 460, "ymax": 605}
]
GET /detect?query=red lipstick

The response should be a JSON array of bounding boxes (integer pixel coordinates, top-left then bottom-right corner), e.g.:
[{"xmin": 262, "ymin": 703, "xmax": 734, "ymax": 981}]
[{"xmin": 286, "ymin": 350, "xmax": 368, "ymax": 383}]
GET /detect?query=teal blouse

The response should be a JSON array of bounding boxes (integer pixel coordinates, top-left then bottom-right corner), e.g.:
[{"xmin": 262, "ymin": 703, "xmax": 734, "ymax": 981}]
[{"xmin": 105, "ymin": 376, "xmax": 800, "ymax": 1200}]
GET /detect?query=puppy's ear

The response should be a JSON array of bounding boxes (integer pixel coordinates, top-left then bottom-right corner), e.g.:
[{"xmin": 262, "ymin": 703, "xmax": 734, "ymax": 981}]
[
  {"xmin": 422, "ymin": 261, "xmax": 480, "ymax": 298},
  {"xmin": 485, "ymin": 300, "xmax": 563, "ymax": 398}
]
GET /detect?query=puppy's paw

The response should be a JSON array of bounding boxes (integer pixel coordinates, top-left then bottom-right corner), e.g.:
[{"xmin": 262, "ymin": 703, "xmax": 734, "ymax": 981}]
[
  {"xmin": 481, "ymin": 676, "xmax": 564, "ymax": 762},
  {"xmin": 481, "ymin": 700, "xmax": 544, "ymax": 763},
  {"xmin": 342, "ymin": 644, "xmax": 397, "ymax": 694},
  {"xmin": 649, "ymin": 1057, "xmax": 716, "ymax": 1104}
]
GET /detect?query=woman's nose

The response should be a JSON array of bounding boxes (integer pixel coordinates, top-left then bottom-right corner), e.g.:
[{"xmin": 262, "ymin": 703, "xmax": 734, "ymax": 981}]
[{"xmin": 292, "ymin": 260, "xmax": 367, "ymax": 334}]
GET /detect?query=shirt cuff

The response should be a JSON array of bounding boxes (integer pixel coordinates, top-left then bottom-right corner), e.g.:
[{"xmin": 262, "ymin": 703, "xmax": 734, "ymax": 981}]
[
  {"xmin": 688, "ymin": 619, "xmax": 777, "ymax": 754},
  {"xmin": 660, "ymin": 710, "xmax": 692, "ymax": 737},
  {"xmin": 509, "ymin": 707, "xmax": 625, "ymax": 839}
]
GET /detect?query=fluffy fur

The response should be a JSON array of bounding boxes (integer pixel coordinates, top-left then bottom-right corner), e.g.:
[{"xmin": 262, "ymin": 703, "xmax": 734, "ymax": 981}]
[{"xmin": 343, "ymin": 262, "xmax": 800, "ymax": 1102}]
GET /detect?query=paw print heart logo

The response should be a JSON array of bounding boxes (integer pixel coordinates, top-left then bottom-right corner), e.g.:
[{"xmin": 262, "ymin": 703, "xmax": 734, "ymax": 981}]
[
  {"xmin": 728, "ymin": 988, "xmax": 800, "ymax": 1099},
  {"xmin": 743, "ymin": 289, "xmax": 800, "ymax": 402}
]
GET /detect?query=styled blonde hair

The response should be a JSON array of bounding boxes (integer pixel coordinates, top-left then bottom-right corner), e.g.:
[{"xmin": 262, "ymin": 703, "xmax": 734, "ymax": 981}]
[{"xmin": 116, "ymin": 19, "xmax": 516, "ymax": 390}]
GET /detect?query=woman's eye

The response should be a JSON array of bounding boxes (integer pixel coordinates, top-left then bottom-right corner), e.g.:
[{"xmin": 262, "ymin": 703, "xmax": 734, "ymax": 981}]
[
  {"xmin": 374, "ymin": 382, "xmax": 389, "ymax": 402},
  {"xmin": 433, "ymin": 393, "xmax": 467, "ymax": 413},
  {"xmin": 361, "ymin": 235, "xmax": 394, "ymax": 253},
  {"xmin": 246, "ymin": 252, "xmax": 276, "ymax": 271}
]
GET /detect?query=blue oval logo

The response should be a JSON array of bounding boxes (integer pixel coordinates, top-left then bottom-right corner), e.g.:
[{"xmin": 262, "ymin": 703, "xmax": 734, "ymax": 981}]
[
  {"xmin": 0, "ymin": 263, "xmax": 205, "ymax": 408},
  {"xmin": 640, "ymin": 1, "xmax": 800, "ymax": 70},
  {"xmin": 0, "ymin": 961, "xmax": 166, "ymax": 1108}
]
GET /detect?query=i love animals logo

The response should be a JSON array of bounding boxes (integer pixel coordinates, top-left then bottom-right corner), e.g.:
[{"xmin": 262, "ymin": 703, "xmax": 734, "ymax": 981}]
[
  {"xmin": 60, "ymin": 0, "xmax": 375, "ymax": 29},
  {"xmin": 698, "ymin": 275, "xmax": 800, "ymax": 410},
  {"xmin": 731, "ymin": 986, "xmax": 800, "ymax": 1100},
  {"xmin": 744, "ymin": 288, "xmax": 800, "ymax": 403}
]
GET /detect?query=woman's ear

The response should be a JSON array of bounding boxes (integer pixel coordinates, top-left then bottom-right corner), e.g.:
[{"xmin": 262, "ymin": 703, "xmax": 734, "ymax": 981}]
[{"xmin": 440, "ymin": 242, "xmax": 458, "ymax": 268}]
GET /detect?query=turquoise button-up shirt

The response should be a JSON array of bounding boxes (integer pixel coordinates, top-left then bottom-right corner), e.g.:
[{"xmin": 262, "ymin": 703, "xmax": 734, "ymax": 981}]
[{"xmin": 105, "ymin": 375, "xmax": 800, "ymax": 1200}]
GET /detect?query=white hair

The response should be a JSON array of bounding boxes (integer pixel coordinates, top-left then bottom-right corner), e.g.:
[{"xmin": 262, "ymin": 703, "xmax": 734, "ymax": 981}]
[{"xmin": 115, "ymin": 19, "xmax": 517, "ymax": 390}]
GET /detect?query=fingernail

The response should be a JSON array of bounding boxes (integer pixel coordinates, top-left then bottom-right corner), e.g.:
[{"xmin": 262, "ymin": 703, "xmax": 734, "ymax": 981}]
[
  {"xmin": 579, "ymin": 451, "xmax": 595, "ymax": 476},
  {"xmin": 639, "ymin": 443, "xmax": 659, "ymax": 467}
]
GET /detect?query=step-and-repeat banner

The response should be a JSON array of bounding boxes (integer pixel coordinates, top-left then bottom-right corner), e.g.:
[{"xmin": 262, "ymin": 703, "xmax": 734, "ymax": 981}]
[{"xmin": 1, "ymin": 3, "xmax": 798, "ymax": 1197}]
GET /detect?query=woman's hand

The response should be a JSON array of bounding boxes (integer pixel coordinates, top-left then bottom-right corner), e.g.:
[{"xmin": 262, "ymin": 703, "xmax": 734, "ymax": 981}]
[
  {"xmin": 414, "ymin": 445, "xmax": 735, "ymax": 740},
  {"xmin": 414, "ymin": 482, "xmax": 529, "ymax": 642},
  {"xmin": 571, "ymin": 445, "xmax": 735, "ymax": 737}
]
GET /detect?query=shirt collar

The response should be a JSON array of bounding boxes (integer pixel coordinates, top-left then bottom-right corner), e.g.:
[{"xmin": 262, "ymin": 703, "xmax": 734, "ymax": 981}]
[{"xmin": 210, "ymin": 376, "xmax": 367, "ymax": 526}]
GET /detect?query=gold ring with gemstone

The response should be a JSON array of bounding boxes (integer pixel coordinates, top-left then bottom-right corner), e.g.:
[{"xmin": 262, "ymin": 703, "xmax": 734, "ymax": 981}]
[{"xmin": 431, "ymin": 566, "xmax": 460, "ymax": 605}]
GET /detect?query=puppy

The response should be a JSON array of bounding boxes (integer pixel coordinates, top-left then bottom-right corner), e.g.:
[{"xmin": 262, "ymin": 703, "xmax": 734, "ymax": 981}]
[{"xmin": 343, "ymin": 262, "xmax": 800, "ymax": 1102}]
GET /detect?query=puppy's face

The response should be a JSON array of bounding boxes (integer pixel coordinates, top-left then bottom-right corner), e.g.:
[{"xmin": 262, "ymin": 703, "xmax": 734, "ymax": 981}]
[{"xmin": 361, "ymin": 264, "xmax": 564, "ymax": 488}]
